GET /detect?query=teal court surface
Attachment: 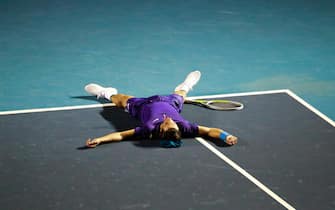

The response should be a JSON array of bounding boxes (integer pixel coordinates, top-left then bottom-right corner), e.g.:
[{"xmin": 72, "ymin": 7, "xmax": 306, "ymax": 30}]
[
  {"xmin": 1, "ymin": 0, "xmax": 335, "ymax": 209},
  {"xmin": 1, "ymin": 90, "xmax": 334, "ymax": 210}
]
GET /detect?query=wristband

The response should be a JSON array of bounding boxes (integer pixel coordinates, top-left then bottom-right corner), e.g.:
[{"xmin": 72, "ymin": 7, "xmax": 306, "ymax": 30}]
[{"xmin": 219, "ymin": 131, "xmax": 230, "ymax": 142}]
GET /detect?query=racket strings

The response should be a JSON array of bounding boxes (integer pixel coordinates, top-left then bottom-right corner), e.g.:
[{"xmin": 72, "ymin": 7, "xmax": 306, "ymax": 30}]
[
  {"xmin": 206, "ymin": 101, "xmax": 242, "ymax": 110},
  {"xmin": 209, "ymin": 101, "xmax": 241, "ymax": 108},
  {"xmin": 185, "ymin": 99, "xmax": 244, "ymax": 111}
]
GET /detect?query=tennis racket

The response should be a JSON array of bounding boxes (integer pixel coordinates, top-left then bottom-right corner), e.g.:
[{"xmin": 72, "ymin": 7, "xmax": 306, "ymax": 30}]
[{"xmin": 185, "ymin": 99, "xmax": 244, "ymax": 111}]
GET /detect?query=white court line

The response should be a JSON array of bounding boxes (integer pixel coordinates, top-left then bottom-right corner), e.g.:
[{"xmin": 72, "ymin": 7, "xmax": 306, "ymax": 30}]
[
  {"xmin": 0, "ymin": 89, "xmax": 289, "ymax": 115},
  {"xmin": 0, "ymin": 103, "xmax": 115, "ymax": 115},
  {"xmin": 189, "ymin": 89, "xmax": 334, "ymax": 128},
  {"xmin": 196, "ymin": 137, "xmax": 296, "ymax": 210},
  {"xmin": 0, "ymin": 89, "xmax": 285, "ymax": 115},
  {"xmin": 0, "ymin": 89, "xmax": 334, "ymax": 128},
  {"xmin": 188, "ymin": 89, "xmax": 290, "ymax": 100},
  {"xmin": 286, "ymin": 90, "xmax": 335, "ymax": 127}
]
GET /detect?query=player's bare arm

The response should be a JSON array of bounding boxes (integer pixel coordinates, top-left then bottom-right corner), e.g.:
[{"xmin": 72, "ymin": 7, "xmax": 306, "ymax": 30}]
[
  {"xmin": 198, "ymin": 125, "xmax": 238, "ymax": 145},
  {"xmin": 86, "ymin": 129, "xmax": 135, "ymax": 148}
]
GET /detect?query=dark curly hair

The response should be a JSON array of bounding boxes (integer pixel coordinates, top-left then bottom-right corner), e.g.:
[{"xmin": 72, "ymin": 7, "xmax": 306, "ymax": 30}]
[{"xmin": 160, "ymin": 128, "xmax": 182, "ymax": 140}]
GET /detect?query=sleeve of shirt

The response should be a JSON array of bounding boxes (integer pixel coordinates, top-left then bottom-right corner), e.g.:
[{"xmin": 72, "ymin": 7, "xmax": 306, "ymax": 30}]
[
  {"xmin": 134, "ymin": 126, "xmax": 152, "ymax": 139},
  {"xmin": 179, "ymin": 122, "xmax": 199, "ymax": 138}
]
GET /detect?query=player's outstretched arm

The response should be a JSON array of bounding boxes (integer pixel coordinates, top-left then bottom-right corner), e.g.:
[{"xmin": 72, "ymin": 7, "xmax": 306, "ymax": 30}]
[
  {"xmin": 86, "ymin": 129, "xmax": 136, "ymax": 148},
  {"xmin": 198, "ymin": 126, "xmax": 238, "ymax": 146}
]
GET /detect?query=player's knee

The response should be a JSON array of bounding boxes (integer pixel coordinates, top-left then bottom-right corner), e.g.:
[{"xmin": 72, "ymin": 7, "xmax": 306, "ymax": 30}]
[{"xmin": 112, "ymin": 94, "xmax": 133, "ymax": 108}]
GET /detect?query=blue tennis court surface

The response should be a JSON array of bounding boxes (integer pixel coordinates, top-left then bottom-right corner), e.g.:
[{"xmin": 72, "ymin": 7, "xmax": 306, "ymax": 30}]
[{"xmin": 0, "ymin": 91, "xmax": 334, "ymax": 210}]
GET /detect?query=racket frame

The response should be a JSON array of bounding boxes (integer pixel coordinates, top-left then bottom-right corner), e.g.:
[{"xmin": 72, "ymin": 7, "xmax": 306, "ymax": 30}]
[{"xmin": 185, "ymin": 99, "xmax": 244, "ymax": 111}]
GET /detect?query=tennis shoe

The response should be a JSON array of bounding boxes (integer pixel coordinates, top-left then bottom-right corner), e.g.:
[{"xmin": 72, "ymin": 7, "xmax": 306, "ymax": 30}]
[
  {"xmin": 175, "ymin": 70, "xmax": 201, "ymax": 92},
  {"xmin": 85, "ymin": 83, "xmax": 118, "ymax": 99}
]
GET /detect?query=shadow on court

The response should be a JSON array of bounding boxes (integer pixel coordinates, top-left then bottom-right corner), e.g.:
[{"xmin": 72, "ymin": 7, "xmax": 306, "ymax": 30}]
[
  {"xmin": 76, "ymin": 102, "xmax": 231, "ymax": 150},
  {"xmin": 71, "ymin": 95, "xmax": 108, "ymax": 103}
]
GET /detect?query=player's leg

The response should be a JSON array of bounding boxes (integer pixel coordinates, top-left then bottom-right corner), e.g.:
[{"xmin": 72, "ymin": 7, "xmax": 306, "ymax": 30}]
[
  {"xmin": 84, "ymin": 83, "xmax": 133, "ymax": 108},
  {"xmin": 111, "ymin": 94, "xmax": 134, "ymax": 108},
  {"xmin": 174, "ymin": 70, "xmax": 201, "ymax": 100}
]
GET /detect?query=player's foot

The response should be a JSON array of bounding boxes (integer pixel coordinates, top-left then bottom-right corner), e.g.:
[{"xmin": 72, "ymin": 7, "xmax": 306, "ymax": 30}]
[
  {"xmin": 175, "ymin": 70, "xmax": 201, "ymax": 93},
  {"xmin": 85, "ymin": 83, "xmax": 118, "ymax": 100}
]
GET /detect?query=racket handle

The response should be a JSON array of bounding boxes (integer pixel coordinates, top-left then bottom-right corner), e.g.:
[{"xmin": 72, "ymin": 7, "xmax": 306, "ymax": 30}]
[{"xmin": 219, "ymin": 131, "xmax": 231, "ymax": 142}]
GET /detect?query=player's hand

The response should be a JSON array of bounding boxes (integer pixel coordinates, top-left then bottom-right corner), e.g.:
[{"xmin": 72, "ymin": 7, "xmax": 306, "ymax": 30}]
[
  {"xmin": 226, "ymin": 135, "xmax": 238, "ymax": 145},
  {"xmin": 86, "ymin": 138, "xmax": 100, "ymax": 148}
]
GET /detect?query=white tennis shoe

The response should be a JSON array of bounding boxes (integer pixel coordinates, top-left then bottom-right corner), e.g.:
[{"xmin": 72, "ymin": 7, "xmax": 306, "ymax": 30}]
[
  {"xmin": 175, "ymin": 70, "xmax": 201, "ymax": 93},
  {"xmin": 85, "ymin": 83, "xmax": 118, "ymax": 100}
]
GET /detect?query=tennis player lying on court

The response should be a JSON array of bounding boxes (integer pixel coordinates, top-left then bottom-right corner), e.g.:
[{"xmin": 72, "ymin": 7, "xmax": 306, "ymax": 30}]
[{"xmin": 85, "ymin": 70, "xmax": 237, "ymax": 148}]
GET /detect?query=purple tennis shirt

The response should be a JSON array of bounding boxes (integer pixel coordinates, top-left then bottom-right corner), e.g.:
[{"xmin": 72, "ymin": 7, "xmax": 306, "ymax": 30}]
[{"xmin": 126, "ymin": 94, "xmax": 199, "ymax": 139}]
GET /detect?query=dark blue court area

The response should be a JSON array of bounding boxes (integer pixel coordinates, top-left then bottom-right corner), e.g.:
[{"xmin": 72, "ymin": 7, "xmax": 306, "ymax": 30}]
[
  {"xmin": 1, "ymin": 92, "xmax": 334, "ymax": 210},
  {"xmin": 1, "ymin": 0, "xmax": 335, "ymax": 209}
]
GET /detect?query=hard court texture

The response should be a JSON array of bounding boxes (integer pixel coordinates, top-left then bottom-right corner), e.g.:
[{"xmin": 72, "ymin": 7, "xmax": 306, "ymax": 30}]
[{"xmin": 0, "ymin": 92, "xmax": 334, "ymax": 210}]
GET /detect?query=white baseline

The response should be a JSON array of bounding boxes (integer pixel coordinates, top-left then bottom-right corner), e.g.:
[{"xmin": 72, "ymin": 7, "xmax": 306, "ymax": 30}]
[{"xmin": 1, "ymin": 89, "xmax": 334, "ymax": 128}]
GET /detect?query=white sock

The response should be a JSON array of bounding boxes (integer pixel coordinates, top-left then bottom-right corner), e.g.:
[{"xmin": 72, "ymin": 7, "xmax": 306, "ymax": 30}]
[
  {"xmin": 177, "ymin": 83, "xmax": 191, "ymax": 93},
  {"xmin": 103, "ymin": 91, "xmax": 113, "ymax": 101},
  {"xmin": 100, "ymin": 88, "xmax": 118, "ymax": 101}
]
